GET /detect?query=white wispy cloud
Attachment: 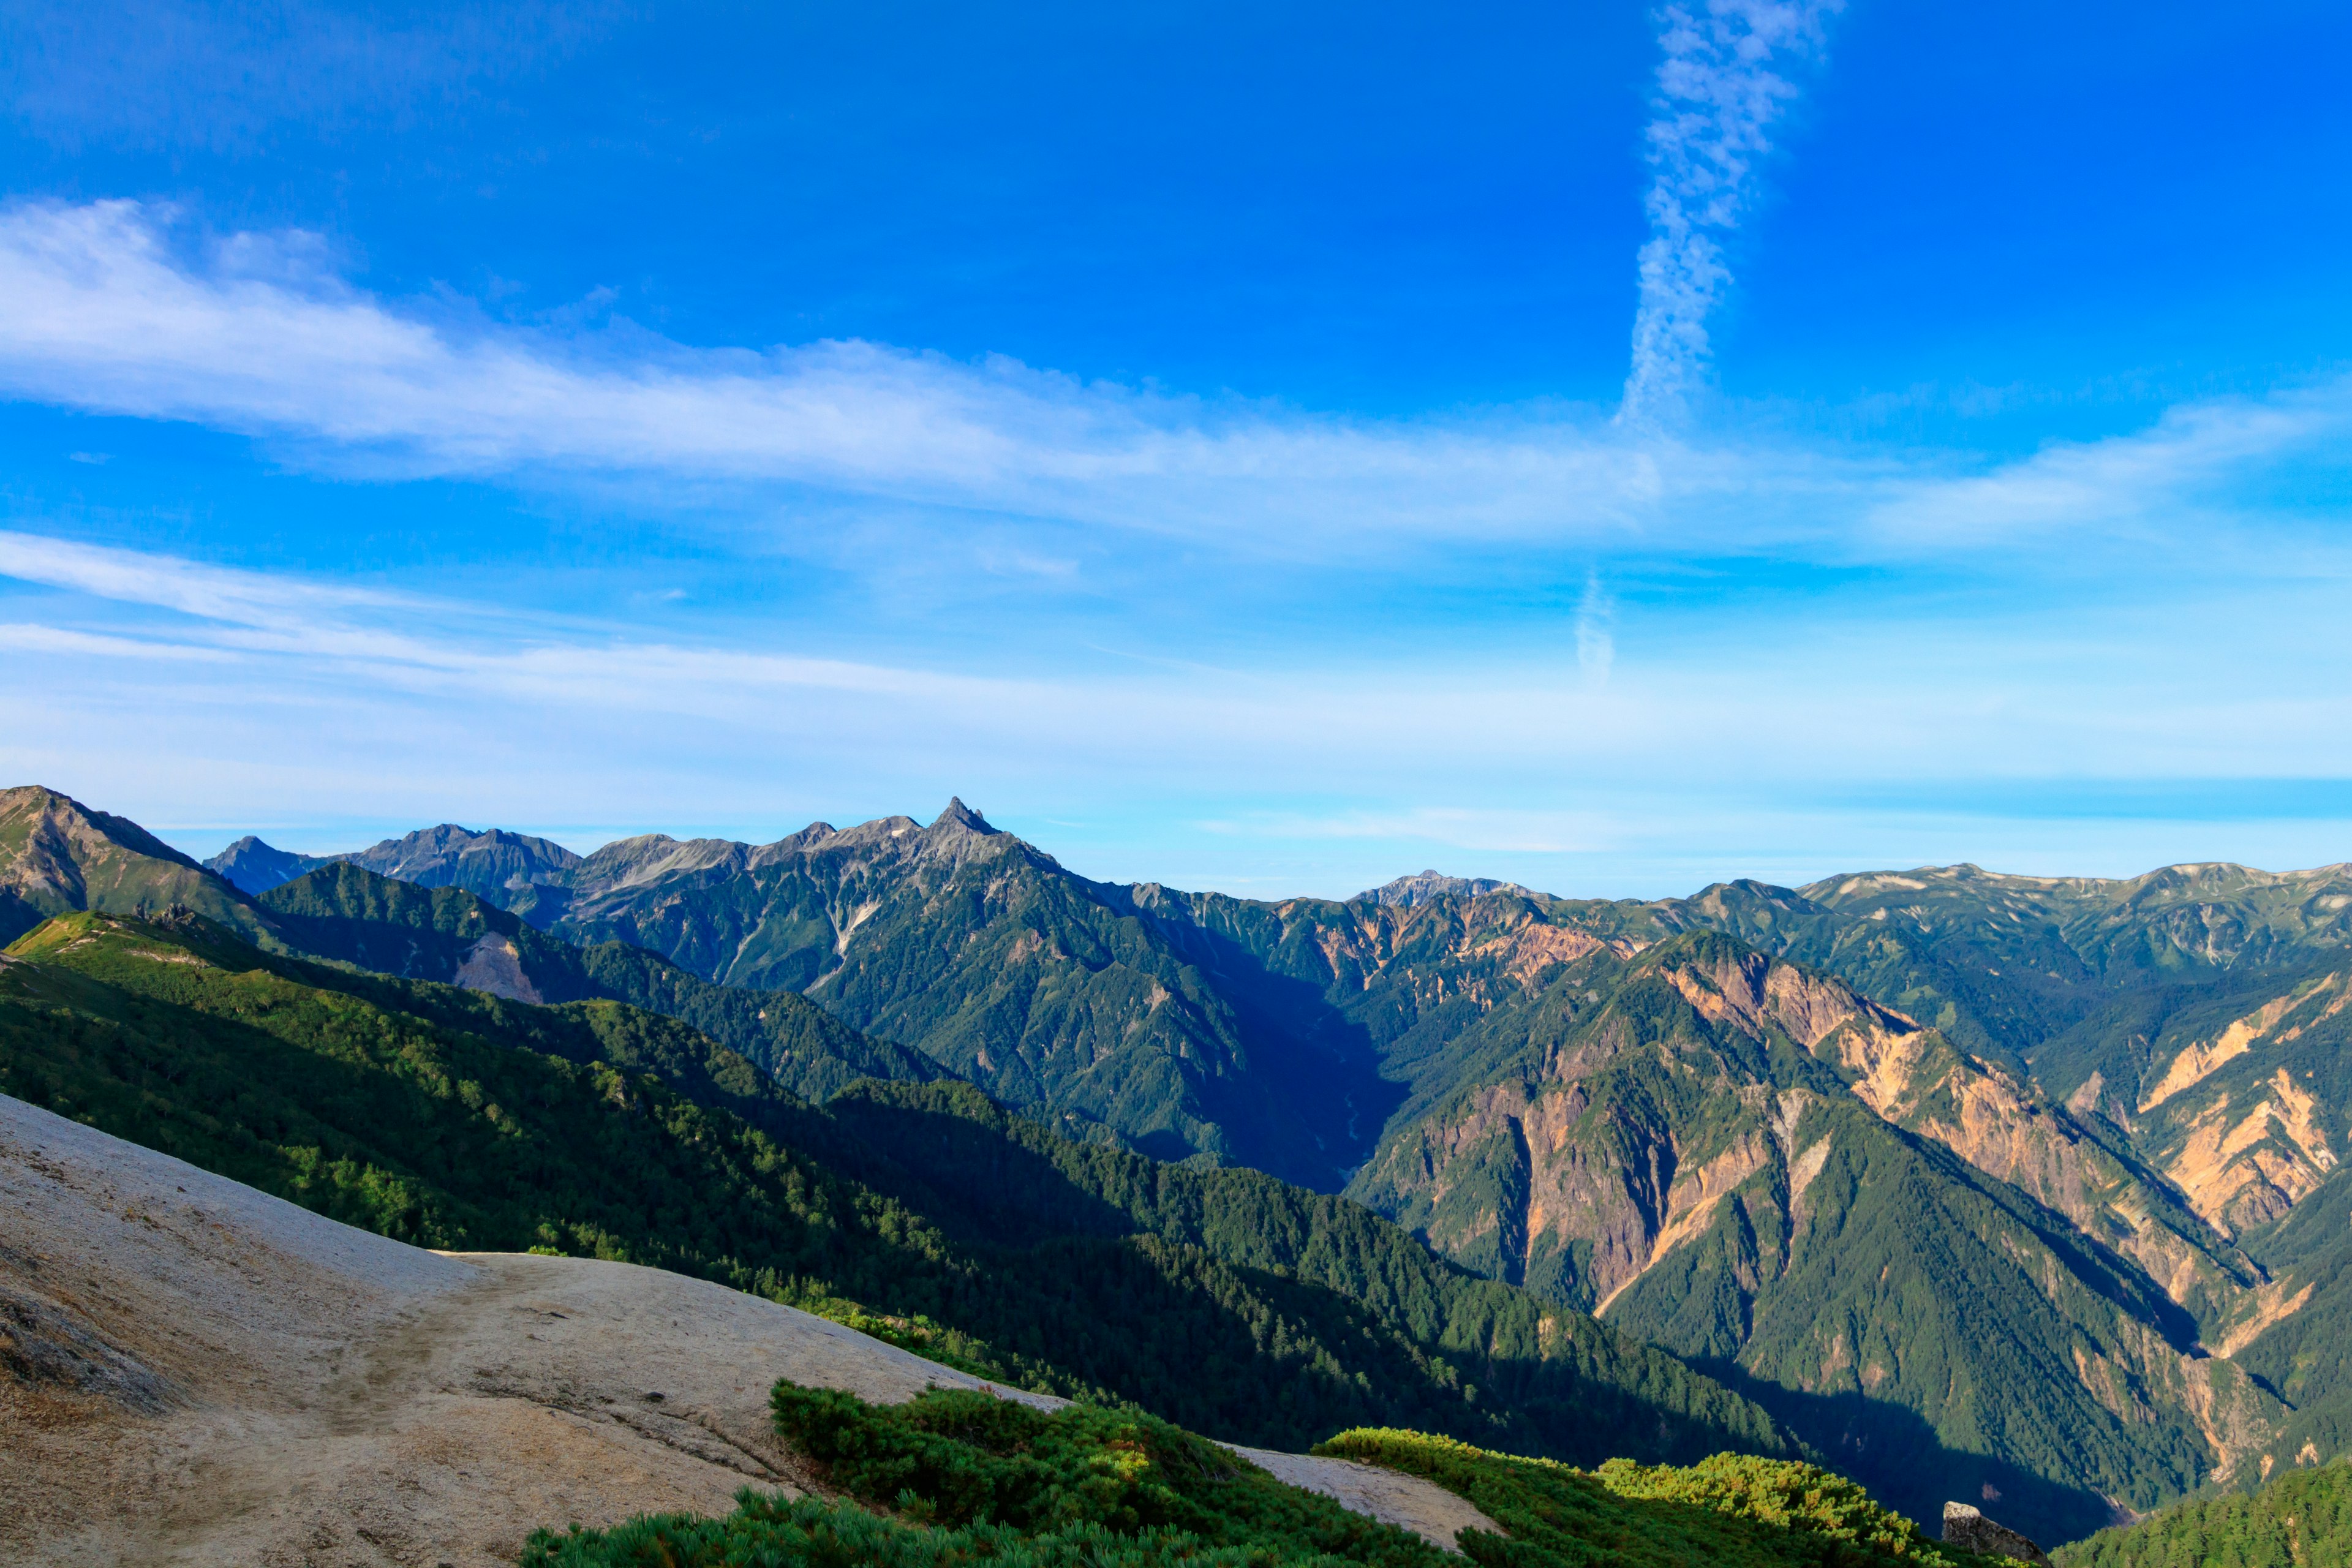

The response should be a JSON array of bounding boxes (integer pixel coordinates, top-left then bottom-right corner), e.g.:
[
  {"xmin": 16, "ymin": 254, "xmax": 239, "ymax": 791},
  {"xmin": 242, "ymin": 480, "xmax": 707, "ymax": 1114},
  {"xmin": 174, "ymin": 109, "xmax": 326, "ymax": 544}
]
[
  {"xmin": 1623, "ymin": 0, "xmax": 1842, "ymax": 426},
  {"xmin": 1863, "ymin": 386, "xmax": 2352, "ymax": 549},
  {"xmin": 0, "ymin": 199, "xmax": 2344, "ymax": 573},
  {"xmin": 0, "ymin": 529, "xmax": 1036, "ymax": 713},
  {"xmin": 0, "ymin": 527, "xmax": 413, "ymax": 622},
  {"xmin": 0, "ymin": 200, "xmax": 1698, "ymax": 553}
]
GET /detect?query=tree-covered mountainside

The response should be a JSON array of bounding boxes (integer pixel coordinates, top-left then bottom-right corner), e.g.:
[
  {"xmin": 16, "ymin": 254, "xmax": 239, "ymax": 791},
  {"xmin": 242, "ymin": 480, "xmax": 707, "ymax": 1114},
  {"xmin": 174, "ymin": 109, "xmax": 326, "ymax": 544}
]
[
  {"xmin": 2217, "ymin": 1166, "xmax": 2352, "ymax": 1479},
  {"xmin": 547, "ymin": 800, "xmax": 1397, "ymax": 1187},
  {"xmin": 2054, "ymin": 1459, "xmax": 2352, "ymax": 1567},
  {"xmin": 788, "ymin": 1077, "xmax": 1785, "ymax": 1466},
  {"xmin": 257, "ymin": 862, "xmax": 941, "ymax": 1101},
  {"xmin": 0, "ymin": 908, "xmax": 1789, "ymax": 1468}
]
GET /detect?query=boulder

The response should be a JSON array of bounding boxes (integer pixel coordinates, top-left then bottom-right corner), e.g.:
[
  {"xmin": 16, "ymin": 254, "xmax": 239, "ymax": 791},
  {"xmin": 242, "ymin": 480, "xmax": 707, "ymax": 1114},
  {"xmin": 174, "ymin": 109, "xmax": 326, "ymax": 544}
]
[{"xmin": 1942, "ymin": 1502, "xmax": 2051, "ymax": 1566}]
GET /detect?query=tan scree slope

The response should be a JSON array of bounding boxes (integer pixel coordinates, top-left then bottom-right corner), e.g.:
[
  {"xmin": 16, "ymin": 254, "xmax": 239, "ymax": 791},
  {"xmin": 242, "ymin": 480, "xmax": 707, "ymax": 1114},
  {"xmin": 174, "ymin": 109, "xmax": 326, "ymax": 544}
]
[{"xmin": 0, "ymin": 1093, "xmax": 1494, "ymax": 1566}]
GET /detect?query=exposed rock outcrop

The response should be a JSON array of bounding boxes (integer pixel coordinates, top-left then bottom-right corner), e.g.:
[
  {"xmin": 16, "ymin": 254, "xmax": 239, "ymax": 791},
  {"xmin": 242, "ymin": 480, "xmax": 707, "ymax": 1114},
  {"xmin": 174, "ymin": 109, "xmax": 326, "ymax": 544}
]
[
  {"xmin": 1357, "ymin": 870, "xmax": 1536, "ymax": 908},
  {"xmin": 1942, "ymin": 1501, "xmax": 2049, "ymax": 1566}
]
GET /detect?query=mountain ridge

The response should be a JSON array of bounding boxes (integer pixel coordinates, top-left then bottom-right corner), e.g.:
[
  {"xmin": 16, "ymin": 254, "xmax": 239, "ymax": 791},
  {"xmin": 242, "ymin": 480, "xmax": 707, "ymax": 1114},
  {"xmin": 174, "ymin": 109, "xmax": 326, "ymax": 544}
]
[{"xmin": 39, "ymin": 783, "xmax": 2352, "ymax": 1536}]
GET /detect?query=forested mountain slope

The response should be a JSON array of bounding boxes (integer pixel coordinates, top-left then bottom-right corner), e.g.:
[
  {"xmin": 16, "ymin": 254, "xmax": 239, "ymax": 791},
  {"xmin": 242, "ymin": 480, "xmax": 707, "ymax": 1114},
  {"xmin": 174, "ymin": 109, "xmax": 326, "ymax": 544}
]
[
  {"xmin": 551, "ymin": 799, "xmax": 1400, "ymax": 1186},
  {"xmin": 256, "ymin": 862, "xmax": 941, "ymax": 1101},
  {"xmin": 0, "ymin": 908, "xmax": 1787, "ymax": 1468},
  {"xmin": 2054, "ymin": 1458, "xmax": 2352, "ymax": 1567},
  {"xmin": 802, "ymin": 1076, "xmax": 1789, "ymax": 1467}
]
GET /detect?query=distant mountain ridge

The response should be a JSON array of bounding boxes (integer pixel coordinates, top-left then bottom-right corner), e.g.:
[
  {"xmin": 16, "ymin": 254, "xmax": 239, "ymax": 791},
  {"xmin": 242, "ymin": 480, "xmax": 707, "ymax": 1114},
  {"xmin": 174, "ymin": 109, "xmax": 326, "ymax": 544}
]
[
  {"xmin": 32, "ymin": 780, "xmax": 2352, "ymax": 1538},
  {"xmin": 0, "ymin": 788, "xmax": 930, "ymax": 1105},
  {"xmin": 205, "ymin": 822, "xmax": 582, "ymax": 909},
  {"xmin": 207, "ymin": 835, "xmax": 334, "ymax": 895},
  {"xmin": 1357, "ymin": 870, "xmax": 1534, "ymax": 907}
]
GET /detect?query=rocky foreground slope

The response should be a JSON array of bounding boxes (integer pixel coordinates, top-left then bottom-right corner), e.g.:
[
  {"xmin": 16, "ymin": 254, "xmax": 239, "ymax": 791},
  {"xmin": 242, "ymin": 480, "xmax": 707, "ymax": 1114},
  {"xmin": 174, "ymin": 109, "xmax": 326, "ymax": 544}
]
[{"xmin": 0, "ymin": 1093, "xmax": 1491, "ymax": 1566}]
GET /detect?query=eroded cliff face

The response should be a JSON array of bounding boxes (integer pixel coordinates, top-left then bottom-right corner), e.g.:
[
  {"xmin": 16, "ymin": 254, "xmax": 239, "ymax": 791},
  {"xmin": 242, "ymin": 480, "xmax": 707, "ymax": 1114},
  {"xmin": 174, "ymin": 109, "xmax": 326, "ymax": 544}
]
[
  {"xmin": 1372, "ymin": 937, "xmax": 2258, "ymax": 1326},
  {"xmin": 2123, "ymin": 973, "xmax": 2352, "ymax": 1241},
  {"xmin": 1812, "ymin": 1003, "xmax": 2258, "ymax": 1323},
  {"xmin": 1346, "ymin": 934, "xmax": 2288, "ymax": 1524}
]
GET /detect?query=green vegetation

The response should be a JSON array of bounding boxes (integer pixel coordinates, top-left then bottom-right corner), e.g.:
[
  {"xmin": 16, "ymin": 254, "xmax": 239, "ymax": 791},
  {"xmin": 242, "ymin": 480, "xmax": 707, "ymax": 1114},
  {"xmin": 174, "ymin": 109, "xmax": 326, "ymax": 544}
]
[
  {"xmin": 523, "ymin": 1494, "xmax": 1383, "ymax": 1568},
  {"xmin": 522, "ymin": 1386, "xmax": 1433, "ymax": 1568},
  {"xmin": 1317, "ymin": 1429, "xmax": 2016, "ymax": 1568},
  {"xmin": 0, "ymin": 908, "xmax": 1784, "ymax": 1467},
  {"xmin": 814, "ymin": 1078, "xmax": 1793, "ymax": 1469},
  {"xmin": 2054, "ymin": 1460, "xmax": 2352, "ymax": 1567},
  {"xmin": 766, "ymin": 1384, "xmax": 1428, "ymax": 1559},
  {"xmin": 522, "ymin": 1385, "xmax": 2013, "ymax": 1568}
]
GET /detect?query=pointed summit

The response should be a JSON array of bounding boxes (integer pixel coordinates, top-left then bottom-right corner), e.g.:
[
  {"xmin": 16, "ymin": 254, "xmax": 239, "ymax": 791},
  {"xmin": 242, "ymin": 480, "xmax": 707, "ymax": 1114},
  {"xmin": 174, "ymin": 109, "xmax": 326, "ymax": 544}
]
[
  {"xmin": 929, "ymin": 797, "xmax": 998, "ymax": 835},
  {"xmin": 205, "ymin": 835, "xmax": 333, "ymax": 895}
]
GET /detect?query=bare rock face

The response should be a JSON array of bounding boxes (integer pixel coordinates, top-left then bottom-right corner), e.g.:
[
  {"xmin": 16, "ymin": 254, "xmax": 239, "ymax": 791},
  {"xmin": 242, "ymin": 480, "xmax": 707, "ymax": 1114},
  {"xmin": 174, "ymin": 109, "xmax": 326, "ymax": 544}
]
[
  {"xmin": 1355, "ymin": 869, "xmax": 1534, "ymax": 907},
  {"xmin": 1943, "ymin": 1501, "xmax": 2051, "ymax": 1566}
]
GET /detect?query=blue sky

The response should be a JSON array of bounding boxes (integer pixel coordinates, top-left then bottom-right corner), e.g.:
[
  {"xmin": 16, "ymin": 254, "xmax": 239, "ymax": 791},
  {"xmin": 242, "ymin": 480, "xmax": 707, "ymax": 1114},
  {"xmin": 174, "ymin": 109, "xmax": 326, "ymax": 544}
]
[{"xmin": 1, "ymin": 0, "xmax": 2348, "ymax": 898}]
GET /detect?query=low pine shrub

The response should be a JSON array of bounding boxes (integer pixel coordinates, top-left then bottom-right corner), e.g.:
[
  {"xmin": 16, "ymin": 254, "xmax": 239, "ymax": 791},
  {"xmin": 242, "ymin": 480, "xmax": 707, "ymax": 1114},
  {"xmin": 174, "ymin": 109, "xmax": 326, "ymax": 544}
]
[
  {"xmin": 522, "ymin": 1383, "xmax": 1445, "ymax": 1567},
  {"xmin": 1313, "ymin": 1430, "xmax": 2026, "ymax": 1568}
]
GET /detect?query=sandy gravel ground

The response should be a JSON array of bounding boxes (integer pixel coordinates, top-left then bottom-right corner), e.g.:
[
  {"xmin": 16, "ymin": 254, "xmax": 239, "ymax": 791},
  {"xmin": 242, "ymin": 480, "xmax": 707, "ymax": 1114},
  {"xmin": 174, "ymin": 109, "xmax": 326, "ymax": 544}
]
[{"xmin": 1, "ymin": 1094, "xmax": 1497, "ymax": 1564}]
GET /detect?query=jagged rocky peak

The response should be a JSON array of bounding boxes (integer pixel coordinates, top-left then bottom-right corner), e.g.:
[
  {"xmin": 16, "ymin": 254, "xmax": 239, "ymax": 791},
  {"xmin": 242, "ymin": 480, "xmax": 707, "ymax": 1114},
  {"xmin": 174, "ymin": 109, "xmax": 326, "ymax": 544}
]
[
  {"xmin": 1355, "ymin": 869, "xmax": 1534, "ymax": 908},
  {"xmin": 203, "ymin": 835, "xmax": 332, "ymax": 896},
  {"xmin": 929, "ymin": 797, "xmax": 998, "ymax": 836},
  {"xmin": 349, "ymin": 823, "xmax": 584, "ymax": 874}
]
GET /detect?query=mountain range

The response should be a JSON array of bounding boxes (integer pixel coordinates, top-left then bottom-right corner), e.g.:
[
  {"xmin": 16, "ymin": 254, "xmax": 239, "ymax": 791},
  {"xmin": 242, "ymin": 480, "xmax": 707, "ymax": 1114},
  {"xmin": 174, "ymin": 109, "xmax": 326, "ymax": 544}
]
[{"xmin": 9, "ymin": 778, "xmax": 2352, "ymax": 1545}]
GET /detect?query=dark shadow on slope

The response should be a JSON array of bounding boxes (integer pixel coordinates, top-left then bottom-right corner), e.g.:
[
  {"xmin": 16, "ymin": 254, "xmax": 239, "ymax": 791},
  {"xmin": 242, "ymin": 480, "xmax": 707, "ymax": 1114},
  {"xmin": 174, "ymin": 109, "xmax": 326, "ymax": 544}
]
[
  {"xmin": 1678, "ymin": 1359, "xmax": 2131, "ymax": 1549},
  {"xmin": 803, "ymin": 1083, "xmax": 1798, "ymax": 1469},
  {"xmin": 1136, "ymin": 909, "xmax": 1412, "ymax": 1187}
]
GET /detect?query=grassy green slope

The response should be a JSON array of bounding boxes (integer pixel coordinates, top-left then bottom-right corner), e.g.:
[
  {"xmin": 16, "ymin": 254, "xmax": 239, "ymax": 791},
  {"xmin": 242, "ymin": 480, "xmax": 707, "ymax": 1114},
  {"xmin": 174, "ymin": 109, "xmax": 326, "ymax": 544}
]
[
  {"xmin": 1321, "ymin": 1428, "xmax": 2022, "ymax": 1568},
  {"xmin": 0, "ymin": 910, "xmax": 1785, "ymax": 1466},
  {"xmin": 2054, "ymin": 1460, "xmax": 2352, "ymax": 1567}
]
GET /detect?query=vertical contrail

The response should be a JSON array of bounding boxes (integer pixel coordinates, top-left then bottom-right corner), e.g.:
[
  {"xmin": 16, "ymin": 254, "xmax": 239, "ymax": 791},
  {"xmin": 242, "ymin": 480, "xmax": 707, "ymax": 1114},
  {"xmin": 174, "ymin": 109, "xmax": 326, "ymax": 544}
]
[
  {"xmin": 1621, "ymin": 0, "xmax": 1841, "ymax": 427},
  {"xmin": 1575, "ymin": 570, "xmax": 1616, "ymax": 687}
]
